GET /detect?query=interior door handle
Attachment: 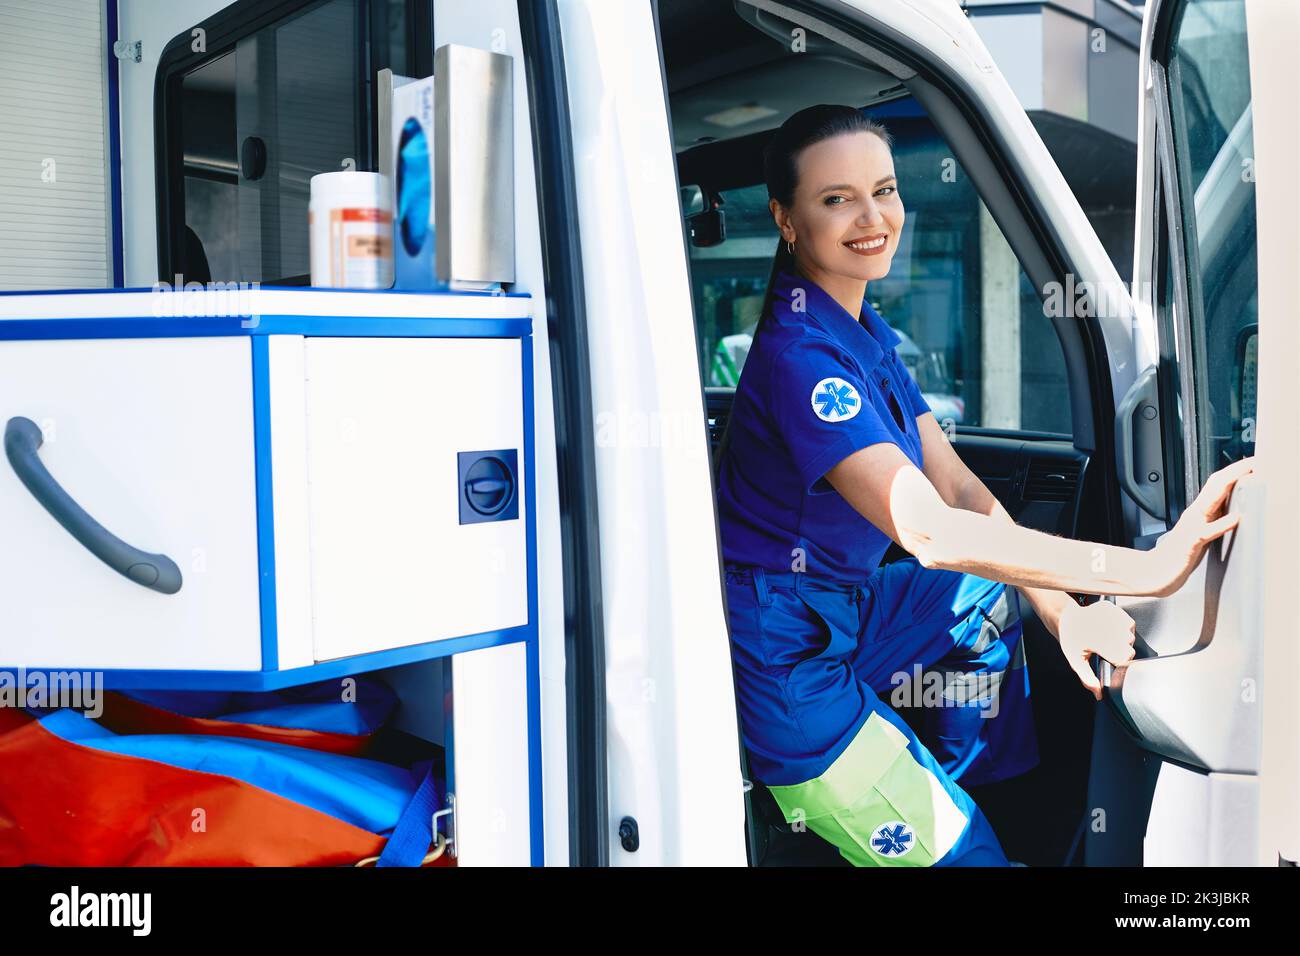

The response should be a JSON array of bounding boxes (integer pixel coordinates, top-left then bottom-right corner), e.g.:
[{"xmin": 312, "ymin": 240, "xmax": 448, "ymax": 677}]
[
  {"xmin": 1094, "ymin": 479, "xmax": 1258, "ymax": 773},
  {"xmin": 4, "ymin": 417, "xmax": 183, "ymax": 595},
  {"xmin": 1115, "ymin": 365, "xmax": 1167, "ymax": 520}
]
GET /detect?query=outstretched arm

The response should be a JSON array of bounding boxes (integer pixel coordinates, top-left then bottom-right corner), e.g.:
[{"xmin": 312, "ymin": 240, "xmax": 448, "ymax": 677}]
[
  {"xmin": 911, "ymin": 411, "xmax": 1075, "ymax": 636},
  {"xmin": 824, "ymin": 436, "xmax": 1250, "ymax": 598}
]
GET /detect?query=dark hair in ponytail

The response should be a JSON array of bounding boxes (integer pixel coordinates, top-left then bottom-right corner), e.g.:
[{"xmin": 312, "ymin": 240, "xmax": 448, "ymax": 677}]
[
  {"xmin": 715, "ymin": 106, "xmax": 892, "ymax": 468},
  {"xmin": 755, "ymin": 105, "xmax": 893, "ymax": 344}
]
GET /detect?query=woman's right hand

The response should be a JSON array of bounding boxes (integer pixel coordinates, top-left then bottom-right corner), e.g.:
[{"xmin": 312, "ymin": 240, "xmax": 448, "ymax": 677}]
[{"xmin": 1149, "ymin": 456, "xmax": 1255, "ymax": 598}]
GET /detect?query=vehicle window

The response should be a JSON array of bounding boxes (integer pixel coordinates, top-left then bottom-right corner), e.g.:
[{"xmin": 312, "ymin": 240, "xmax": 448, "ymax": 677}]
[
  {"xmin": 162, "ymin": 0, "xmax": 429, "ymax": 285},
  {"xmin": 1164, "ymin": 0, "xmax": 1256, "ymax": 482},
  {"xmin": 684, "ymin": 98, "xmax": 1072, "ymax": 435}
]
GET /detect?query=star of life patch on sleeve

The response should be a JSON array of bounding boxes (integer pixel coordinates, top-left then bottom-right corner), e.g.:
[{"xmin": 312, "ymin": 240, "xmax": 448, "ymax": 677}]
[{"xmin": 811, "ymin": 377, "xmax": 862, "ymax": 422}]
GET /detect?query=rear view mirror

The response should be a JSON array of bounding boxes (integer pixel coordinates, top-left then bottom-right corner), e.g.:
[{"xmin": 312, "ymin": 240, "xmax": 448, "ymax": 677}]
[
  {"xmin": 687, "ymin": 189, "xmax": 726, "ymax": 248},
  {"xmin": 680, "ymin": 185, "xmax": 705, "ymax": 216}
]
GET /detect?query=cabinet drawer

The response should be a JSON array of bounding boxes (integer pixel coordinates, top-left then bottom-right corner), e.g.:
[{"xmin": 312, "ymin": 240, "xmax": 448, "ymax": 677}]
[{"xmin": 0, "ymin": 337, "xmax": 262, "ymax": 671}]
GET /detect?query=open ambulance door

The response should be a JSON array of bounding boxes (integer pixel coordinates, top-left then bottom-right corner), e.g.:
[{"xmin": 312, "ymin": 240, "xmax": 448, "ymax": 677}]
[
  {"xmin": 1086, "ymin": 0, "xmax": 1299, "ymax": 867},
  {"xmin": 650, "ymin": 0, "xmax": 1153, "ymax": 865}
]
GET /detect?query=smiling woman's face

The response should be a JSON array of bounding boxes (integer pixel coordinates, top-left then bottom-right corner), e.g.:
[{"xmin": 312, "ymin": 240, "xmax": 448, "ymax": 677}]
[{"xmin": 771, "ymin": 130, "xmax": 903, "ymax": 285}]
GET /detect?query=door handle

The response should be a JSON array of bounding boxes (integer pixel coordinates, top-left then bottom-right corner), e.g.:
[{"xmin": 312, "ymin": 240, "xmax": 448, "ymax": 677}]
[
  {"xmin": 1115, "ymin": 365, "xmax": 1167, "ymax": 520},
  {"xmin": 4, "ymin": 417, "xmax": 183, "ymax": 595},
  {"xmin": 457, "ymin": 449, "xmax": 519, "ymax": 524}
]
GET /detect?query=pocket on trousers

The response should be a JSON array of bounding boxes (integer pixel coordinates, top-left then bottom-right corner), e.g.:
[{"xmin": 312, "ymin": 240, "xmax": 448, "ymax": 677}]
[{"xmin": 792, "ymin": 586, "xmax": 858, "ymax": 661}]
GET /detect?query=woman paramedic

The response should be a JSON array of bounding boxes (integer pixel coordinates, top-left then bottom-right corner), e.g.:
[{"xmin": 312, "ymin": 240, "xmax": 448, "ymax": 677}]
[{"xmin": 716, "ymin": 104, "xmax": 1254, "ymax": 867}]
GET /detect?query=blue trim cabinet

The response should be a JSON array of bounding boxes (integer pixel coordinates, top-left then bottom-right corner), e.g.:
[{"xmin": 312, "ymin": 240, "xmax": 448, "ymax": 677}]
[{"xmin": 0, "ymin": 289, "xmax": 538, "ymax": 694}]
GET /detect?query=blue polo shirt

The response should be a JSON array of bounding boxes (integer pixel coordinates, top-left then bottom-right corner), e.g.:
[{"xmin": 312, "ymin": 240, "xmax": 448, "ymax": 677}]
[{"xmin": 717, "ymin": 268, "xmax": 931, "ymax": 580}]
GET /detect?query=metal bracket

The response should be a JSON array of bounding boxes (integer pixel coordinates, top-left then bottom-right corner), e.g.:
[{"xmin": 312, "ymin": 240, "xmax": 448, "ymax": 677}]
[
  {"xmin": 1115, "ymin": 365, "xmax": 1168, "ymax": 520},
  {"xmin": 435, "ymin": 793, "xmax": 457, "ymax": 858}
]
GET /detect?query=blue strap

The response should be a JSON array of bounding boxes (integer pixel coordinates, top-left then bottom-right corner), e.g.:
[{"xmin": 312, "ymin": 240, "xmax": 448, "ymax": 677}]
[{"xmin": 376, "ymin": 767, "xmax": 441, "ymax": 867}]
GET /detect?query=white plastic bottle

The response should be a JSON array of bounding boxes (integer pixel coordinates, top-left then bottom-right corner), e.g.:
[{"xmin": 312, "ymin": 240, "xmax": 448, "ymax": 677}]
[{"xmin": 308, "ymin": 171, "xmax": 395, "ymax": 289}]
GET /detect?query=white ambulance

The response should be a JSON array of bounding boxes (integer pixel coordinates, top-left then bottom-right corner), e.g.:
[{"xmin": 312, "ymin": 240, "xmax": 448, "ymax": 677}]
[{"xmin": 0, "ymin": 0, "xmax": 1295, "ymax": 867}]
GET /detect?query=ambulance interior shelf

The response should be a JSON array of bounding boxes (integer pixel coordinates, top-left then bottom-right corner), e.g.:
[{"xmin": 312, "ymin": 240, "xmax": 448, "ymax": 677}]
[
  {"xmin": 0, "ymin": 287, "xmax": 535, "ymax": 689},
  {"xmin": 0, "ymin": 286, "xmax": 541, "ymax": 865}
]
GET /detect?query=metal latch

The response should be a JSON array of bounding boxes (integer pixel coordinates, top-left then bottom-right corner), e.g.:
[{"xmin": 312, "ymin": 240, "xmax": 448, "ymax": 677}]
[{"xmin": 435, "ymin": 793, "xmax": 457, "ymax": 859}]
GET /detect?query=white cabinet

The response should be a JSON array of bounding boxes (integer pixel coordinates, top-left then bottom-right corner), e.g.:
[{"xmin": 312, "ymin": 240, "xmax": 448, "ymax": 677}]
[
  {"xmin": 0, "ymin": 289, "xmax": 542, "ymax": 864},
  {"xmin": 0, "ymin": 290, "xmax": 533, "ymax": 686}
]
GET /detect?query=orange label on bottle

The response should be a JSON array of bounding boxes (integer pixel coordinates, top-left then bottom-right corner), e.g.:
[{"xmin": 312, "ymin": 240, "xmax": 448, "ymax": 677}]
[{"xmin": 331, "ymin": 207, "xmax": 392, "ymax": 223}]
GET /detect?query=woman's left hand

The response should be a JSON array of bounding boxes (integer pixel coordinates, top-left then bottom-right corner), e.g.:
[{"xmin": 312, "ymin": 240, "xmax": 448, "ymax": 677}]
[{"xmin": 1056, "ymin": 599, "xmax": 1137, "ymax": 700}]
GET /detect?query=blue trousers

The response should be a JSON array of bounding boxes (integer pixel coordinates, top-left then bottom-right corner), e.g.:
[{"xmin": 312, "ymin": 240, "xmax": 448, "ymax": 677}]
[{"xmin": 725, "ymin": 559, "xmax": 1039, "ymax": 866}]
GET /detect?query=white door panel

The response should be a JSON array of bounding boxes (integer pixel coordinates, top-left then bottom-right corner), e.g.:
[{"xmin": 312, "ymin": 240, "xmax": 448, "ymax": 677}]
[
  {"xmin": 452, "ymin": 641, "xmax": 531, "ymax": 866},
  {"xmin": 304, "ymin": 336, "xmax": 528, "ymax": 663},
  {"xmin": 1093, "ymin": 0, "xmax": 1297, "ymax": 867},
  {"xmin": 1245, "ymin": 0, "xmax": 1300, "ymax": 867}
]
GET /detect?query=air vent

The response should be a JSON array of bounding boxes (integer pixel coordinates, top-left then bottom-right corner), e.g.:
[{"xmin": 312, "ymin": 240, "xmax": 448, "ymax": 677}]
[{"xmin": 1024, "ymin": 458, "xmax": 1081, "ymax": 503}]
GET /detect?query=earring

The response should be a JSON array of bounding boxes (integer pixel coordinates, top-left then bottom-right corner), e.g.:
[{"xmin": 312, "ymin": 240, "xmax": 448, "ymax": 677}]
[{"xmin": 786, "ymin": 239, "xmax": 794, "ymax": 255}]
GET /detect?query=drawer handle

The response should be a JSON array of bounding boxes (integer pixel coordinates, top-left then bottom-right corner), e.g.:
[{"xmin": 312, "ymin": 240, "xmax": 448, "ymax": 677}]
[{"xmin": 4, "ymin": 417, "xmax": 183, "ymax": 595}]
